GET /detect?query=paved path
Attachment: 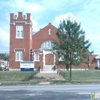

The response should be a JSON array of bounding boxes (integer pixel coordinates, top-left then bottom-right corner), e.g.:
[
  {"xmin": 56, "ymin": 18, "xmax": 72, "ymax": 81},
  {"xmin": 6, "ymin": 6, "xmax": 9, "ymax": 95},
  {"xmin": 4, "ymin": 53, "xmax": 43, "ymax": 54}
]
[{"xmin": 33, "ymin": 73, "xmax": 65, "ymax": 83}]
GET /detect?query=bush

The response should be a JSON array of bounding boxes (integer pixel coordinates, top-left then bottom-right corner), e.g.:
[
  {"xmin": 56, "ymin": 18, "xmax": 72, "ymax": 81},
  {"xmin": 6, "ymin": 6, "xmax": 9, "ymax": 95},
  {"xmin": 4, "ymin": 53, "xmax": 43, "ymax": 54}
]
[
  {"xmin": 37, "ymin": 66, "xmax": 40, "ymax": 71},
  {"xmin": 52, "ymin": 66, "xmax": 56, "ymax": 70},
  {"xmin": 0, "ymin": 67, "xmax": 2, "ymax": 71},
  {"xmin": 95, "ymin": 67, "xmax": 100, "ymax": 70}
]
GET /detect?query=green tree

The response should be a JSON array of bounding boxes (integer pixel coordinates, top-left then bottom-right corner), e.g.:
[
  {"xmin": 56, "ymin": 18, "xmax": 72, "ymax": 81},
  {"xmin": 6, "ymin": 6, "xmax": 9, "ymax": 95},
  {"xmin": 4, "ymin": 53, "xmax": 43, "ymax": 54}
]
[
  {"xmin": 0, "ymin": 53, "xmax": 9, "ymax": 61},
  {"xmin": 52, "ymin": 19, "xmax": 92, "ymax": 81}
]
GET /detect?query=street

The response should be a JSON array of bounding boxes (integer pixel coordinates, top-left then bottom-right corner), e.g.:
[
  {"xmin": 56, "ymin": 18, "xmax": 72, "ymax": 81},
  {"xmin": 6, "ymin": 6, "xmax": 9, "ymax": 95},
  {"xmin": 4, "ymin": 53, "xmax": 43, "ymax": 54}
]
[{"xmin": 0, "ymin": 84, "xmax": 100, "ymax": 100}]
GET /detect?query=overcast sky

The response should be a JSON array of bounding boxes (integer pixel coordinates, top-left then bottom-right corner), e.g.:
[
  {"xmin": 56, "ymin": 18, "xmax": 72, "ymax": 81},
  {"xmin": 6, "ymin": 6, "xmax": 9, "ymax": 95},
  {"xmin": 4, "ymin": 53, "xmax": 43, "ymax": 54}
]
[{"xmin": 0, "ymin": 0, "xmax": 100, "ymax": 54}]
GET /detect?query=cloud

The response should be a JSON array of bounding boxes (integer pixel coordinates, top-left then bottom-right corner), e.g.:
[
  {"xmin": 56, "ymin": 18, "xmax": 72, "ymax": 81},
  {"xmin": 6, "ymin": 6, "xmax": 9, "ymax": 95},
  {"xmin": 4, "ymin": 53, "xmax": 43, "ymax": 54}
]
[
  {"xmin": 71, "ymin": 0, "xmax": 100, "ymax": 54},
  {"xmin": 0, "ymin": 0, "xmax": 100, "ymax": 54},
  {"xmin": 0, "ymin": 0, "xmax": 43, "ymax": 54},
  {"xmin": 53, "ymin": 13, "xmax": 78, "ymax": 28},
  {"xmin": 0, "ymin": 28, "xmax": 9, "ymax": 42},
  {"xmin": 53, "ymin": 10, "xmax": 100, "ymax": 54},
  {"xmin": 97, "ymin": 46, "xmax": 100, "ymax": 49},
  {"xmin": 0, "ymin": 0, "xmax": 43, "ymax": 14},
  {"xmin": 32, "ymin": 19, "xmax": 38, "ymax": 31},
  {"xmin": 0, "ymin": 28, "xmax": 9, "ymax": 53},
  {"xmin": 40, "ymin": 0, "xmax": 88, "ymax": 12},
  {"xmin": 14, "ymin": 0, "xmax": 43, "ymax": 13},
  {"xmin": 55, "ymin": 13, "xmax": 77, "ymax": 24},
  {"xmin": 41, "ymin": 0, "xmax": 68, "ymax": 11}
]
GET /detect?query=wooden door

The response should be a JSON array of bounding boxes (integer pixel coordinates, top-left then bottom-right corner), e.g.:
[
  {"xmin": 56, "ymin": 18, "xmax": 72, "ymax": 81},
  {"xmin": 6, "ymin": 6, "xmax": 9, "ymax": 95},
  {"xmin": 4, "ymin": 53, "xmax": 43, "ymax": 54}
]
[{"xmin": 45, "ymin": 54, "xmax": 54, "ymax": 65}]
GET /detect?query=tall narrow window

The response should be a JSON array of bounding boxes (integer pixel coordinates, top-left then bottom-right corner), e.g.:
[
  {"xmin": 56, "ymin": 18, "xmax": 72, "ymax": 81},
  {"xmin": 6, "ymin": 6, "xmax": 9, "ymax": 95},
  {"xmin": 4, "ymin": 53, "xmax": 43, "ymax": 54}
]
[
  {"xmin": 34, "ymin": 52, "xmax": 39, "ymax": 61},
  {"xmin": 15, "ymin": 51, "xmax": 23, "ymax": 61},
  {"xmin": 16, "ymin": 26, "xmax": 24, "ymax": 38},
  {"xmin": 46, "ymin": 41, "xmax": 49, "ymax": 48},
  {"xmin": 59, "ymin": 55, "xmax": 64, "ymax": 61},
  {"xmin": 98, "ymin": 60, "xmax": 100, "ymax": 68},
  {"xmin": 48, "ymin": 29, "xmax": 51, "ymax": 35},
  {"xmin": 73, "ymin": 52, "xmax": 80, "ymax": 60}
]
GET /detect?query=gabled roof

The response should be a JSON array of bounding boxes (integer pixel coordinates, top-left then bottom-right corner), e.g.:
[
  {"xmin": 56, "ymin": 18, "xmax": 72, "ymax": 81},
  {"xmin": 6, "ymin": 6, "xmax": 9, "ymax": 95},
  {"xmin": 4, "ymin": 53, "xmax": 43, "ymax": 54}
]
[
  {"xmin": 32, "ymin": 23, "xmax": 57, "ymax": 36},
  {"xmin": 95, "ymin": 55, "xmax": 100, "ymax": 59}
]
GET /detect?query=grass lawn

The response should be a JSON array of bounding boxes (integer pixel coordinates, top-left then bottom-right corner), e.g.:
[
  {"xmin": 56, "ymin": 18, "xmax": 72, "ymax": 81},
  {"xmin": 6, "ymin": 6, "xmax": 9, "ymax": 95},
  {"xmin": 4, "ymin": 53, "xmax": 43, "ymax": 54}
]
[
  {"xmin": 0, "ymin": 70, "xmax": 100, "ymax": 85},
  {"xmin": 0, "ymin": 71, "xmax": 39, "ymax": 85},
  {"xmin": 57, "ymin": 70, "xmax": 100, "ymax": 84}
]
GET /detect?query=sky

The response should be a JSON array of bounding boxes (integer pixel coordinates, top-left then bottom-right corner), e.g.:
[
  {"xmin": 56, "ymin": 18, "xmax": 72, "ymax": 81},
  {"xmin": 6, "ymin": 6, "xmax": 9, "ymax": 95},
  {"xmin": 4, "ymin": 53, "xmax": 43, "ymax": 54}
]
[{"xmin": 0, "ymin": 0, "xmax": 100, "ymax": 54}]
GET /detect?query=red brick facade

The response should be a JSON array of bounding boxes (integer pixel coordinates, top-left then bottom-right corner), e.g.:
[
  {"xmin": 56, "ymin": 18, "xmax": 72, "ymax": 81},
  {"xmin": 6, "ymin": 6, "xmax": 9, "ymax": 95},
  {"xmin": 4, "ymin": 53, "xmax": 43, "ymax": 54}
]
[
  {"xmin": 32, "ymin": 23, "xmax": 58, "ymax": 70},
  {"xmin": 9, "ymin": 12, "xmax": 98, "ymax": 70},
  {"xmin": 10, "ymin": 12, "xmax": 32, "ymax": 69}
]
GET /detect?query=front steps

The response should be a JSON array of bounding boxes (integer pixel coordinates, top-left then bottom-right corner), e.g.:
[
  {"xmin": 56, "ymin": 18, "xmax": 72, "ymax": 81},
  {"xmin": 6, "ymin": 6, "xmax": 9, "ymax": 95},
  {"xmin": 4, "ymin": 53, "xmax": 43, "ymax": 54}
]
[
  {"xmin": 40, "ymin": 70, "xmax": 57, "ymax": 73},
  {"xmin": 43, "ymin": 66, "xmax": 54, "ymax": 71}
]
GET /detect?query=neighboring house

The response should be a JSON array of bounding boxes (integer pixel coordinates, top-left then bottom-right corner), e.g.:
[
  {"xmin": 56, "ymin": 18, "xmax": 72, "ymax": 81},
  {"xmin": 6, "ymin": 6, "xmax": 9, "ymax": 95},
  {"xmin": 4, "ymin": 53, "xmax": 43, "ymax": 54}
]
[
  {"xmin": 95, "ymin": 55, "xmax": 100, "ymax": 68},
  {"xmin": 9, "ymin": 12, "xmax": 99, "ymax": 71},
  {"xmin": 0, "ymin": 59, "xmax": 9, "ymax": 69}
]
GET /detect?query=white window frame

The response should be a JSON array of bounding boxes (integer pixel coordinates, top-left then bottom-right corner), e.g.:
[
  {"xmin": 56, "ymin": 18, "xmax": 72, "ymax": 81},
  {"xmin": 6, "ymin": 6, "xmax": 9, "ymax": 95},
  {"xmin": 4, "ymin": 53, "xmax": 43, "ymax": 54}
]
[
  {"xmin": 34, "ymin": 52, "xmax": 39, "ymax": 61},
  {"xmin": 73, "ymin": 52, "xmax": 80, "ymax": 61},
  {"xmin": 99, "ymin": 60, "xmax": 100, "ymax": 67},
  {"xmin": 48, "ymin": 29, "xmax": 51, "ymax": 35},
  {"xmin": 46, "ymin": 41, "xmax": 49, "ymax": 48},
  {"xmin": 59, "ymin": 55, "xmax": 64, "ymax": 61},
  {"xmin": 16, "ymin": 25, "xmax": 24, "ymax": 38},
  {"xmin": 15, "ymin": 51, "xmax": 23, "ymax": 61},
  {"xmin": 41, "ymin": 40, "xmax": 52, "ymax": 50},
  {"xmin": 97, "ymin": 59, "xmax": 100, "ymax": 68}
]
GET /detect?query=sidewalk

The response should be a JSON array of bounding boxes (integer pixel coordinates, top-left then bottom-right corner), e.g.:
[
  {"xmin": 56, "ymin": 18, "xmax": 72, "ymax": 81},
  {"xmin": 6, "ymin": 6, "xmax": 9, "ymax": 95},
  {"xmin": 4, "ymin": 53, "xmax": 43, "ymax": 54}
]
[{"xmin": 33, "ymin": 72, "xmax": 65, "ymax": 84}]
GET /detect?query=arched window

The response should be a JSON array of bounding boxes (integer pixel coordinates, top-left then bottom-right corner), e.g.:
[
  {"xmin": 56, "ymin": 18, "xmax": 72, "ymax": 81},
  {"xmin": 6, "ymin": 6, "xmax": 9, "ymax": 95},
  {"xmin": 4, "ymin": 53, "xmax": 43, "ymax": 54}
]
[{"xmin": 41, "ymin": 40, "xmax": 52, "ymax": 50}]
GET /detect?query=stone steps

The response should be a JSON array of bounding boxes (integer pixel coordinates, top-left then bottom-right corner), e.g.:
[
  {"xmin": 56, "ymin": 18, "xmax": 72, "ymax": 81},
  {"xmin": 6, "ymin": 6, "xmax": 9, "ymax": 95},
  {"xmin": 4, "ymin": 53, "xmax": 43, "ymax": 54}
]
[
  {"xmin": 40, "ymin": 70, "xmax": 57, "ymax": 73},
  {"xmin": 43, "ymin": 66, "xmax": 54, "ymax": 71}
]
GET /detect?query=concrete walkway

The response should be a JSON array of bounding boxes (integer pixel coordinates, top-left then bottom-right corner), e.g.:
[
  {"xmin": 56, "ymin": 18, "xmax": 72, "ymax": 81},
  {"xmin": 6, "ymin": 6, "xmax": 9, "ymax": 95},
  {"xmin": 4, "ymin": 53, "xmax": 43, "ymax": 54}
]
[{"xmin": 33, "ymin": 72, "xmax": 65, "ymax": 83}]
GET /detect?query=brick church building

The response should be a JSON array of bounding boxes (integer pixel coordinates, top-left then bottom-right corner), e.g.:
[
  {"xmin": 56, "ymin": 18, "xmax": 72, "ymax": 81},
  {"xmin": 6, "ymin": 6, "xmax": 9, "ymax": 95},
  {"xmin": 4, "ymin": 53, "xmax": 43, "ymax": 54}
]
[{"xmin": 9, "ymin": 12, "xmax": 100, "ymax": 71}]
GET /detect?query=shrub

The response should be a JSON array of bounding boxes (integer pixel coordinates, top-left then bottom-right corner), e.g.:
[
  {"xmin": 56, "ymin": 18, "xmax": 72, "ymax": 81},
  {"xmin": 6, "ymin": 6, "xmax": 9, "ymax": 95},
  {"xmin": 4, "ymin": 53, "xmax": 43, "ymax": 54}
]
[
  {"xmin": 52, "ymin": 66, "xmax": 56, "ymax": 70},
  {"xmin": 37, "ymin": 66, "xmax": 40, "ymax": 71},
  {"xmin": 95, "ymin": 67, "xmax": 100, "ymax": 70},
  {"xmin": 0, "ymin": 67, "xmax": 2, "ymax": 71}
]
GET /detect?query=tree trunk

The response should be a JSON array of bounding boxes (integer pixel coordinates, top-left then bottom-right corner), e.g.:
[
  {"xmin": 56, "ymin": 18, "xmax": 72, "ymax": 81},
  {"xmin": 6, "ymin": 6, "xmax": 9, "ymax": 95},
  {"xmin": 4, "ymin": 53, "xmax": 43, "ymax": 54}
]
[{"xmin": 66, "ymin": 65, "xmax": 69, "ymax": 70}]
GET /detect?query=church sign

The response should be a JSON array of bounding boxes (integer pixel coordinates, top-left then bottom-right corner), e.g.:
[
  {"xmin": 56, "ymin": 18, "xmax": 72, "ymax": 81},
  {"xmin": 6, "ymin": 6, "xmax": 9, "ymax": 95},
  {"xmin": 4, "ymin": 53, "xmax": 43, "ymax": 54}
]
[{"xmin": 20, "ymin": 61, "xmax": 34, "ymax": 71}]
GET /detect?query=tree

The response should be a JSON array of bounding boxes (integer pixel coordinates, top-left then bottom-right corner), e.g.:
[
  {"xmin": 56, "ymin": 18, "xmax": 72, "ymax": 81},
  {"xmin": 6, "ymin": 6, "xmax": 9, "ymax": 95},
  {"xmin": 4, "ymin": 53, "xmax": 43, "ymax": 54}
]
[
  {"xmin": 52, "ymin": 19, "xmax": 92, "ymax": 81},
  {"xmin": 0, "ymin": 53, "xmax": 9, "ymax": 61}
]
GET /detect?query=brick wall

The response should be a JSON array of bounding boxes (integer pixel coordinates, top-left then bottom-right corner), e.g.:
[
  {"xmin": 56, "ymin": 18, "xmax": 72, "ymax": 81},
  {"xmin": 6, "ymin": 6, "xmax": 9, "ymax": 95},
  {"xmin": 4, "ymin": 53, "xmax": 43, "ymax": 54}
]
[{"xmin": 9, "ymin": 12, "xmax": 32, "ymax": 69}]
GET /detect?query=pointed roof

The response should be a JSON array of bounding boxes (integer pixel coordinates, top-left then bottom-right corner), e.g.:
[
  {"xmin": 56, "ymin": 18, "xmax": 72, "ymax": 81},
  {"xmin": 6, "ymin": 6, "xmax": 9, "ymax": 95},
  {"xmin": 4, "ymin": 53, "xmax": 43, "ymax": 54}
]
[
  {"xmin": 32, "ymin": 23, "xmax": 57, "ymax": 36},
  {"xmin": 95, "ymin": 55, "xmax": 100, "ymax": 59}
]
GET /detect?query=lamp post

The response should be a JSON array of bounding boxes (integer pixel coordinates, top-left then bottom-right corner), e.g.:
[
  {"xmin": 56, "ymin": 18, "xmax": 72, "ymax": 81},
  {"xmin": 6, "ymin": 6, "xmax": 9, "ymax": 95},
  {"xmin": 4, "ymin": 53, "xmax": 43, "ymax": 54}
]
[
  {"xmin": 30, "ymin": 49, "xmax": 33, "ymax": 61},
  {"xmin": 88, "ymin": 56, "xmax": 90, "ymax": 69},
  {"xmin": 87, "ymin": 52, "xmax": 90, "ymax": 69},
  {"xmin": 69, "ymin": 51, "xmax": 72, "ymax": 82}
]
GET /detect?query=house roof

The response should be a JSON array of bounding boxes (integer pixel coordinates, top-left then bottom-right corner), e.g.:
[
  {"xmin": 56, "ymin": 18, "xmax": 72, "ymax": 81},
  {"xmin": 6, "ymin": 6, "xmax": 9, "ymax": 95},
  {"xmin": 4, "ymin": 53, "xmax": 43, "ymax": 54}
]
[{"xmin": 95, "ymin": 55, "xmax": 100, "ymax": 59}]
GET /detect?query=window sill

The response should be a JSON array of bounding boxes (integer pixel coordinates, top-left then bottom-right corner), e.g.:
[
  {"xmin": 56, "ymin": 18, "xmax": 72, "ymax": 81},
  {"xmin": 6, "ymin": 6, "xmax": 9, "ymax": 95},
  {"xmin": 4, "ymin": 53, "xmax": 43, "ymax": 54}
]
[
  {"xmin": 16, "ymin": 37, "xmax": 24, "ymax": 39},
  {"xmin": 15, "ymin": 60, "xmax": 23, "ymax": 62},
  {"xmin": 34, "ymin": 60, "xmax": 40, "ymax": 62}
]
